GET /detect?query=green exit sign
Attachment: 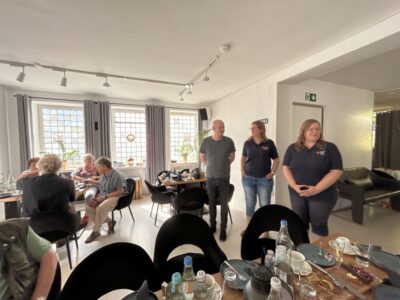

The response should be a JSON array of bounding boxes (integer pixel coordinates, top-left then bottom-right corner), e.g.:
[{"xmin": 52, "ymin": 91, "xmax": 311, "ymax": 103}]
[{"xmin": 305, "ymin": 93, "xmax": 317, "ymax": 102}]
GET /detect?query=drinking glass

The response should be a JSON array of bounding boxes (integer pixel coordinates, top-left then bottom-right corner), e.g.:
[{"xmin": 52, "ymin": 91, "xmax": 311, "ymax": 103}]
[
  {"xmin": 355, "ymin": 243, "xmax": 371, "ymax": 268},
  {"xmin": 222, "ymin": 269, "xmax": 236, "ymax": 299},
  {"xmin": 300, "ymin": 282, "xmax": 317, "ymax": 299},
  {"xmin": 334, "ymin": 238, "xmax": 345, "ymax": 263}
]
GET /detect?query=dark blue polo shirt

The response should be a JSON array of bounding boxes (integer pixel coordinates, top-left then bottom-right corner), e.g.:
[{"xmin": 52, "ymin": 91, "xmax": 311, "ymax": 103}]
[
  {"xmin": 242, "ymin": 139, "xmax": 278, "ymax": 178},
  {"xmin": 282, "ymin": 142, "xmax": 343, "ymax": 197}
]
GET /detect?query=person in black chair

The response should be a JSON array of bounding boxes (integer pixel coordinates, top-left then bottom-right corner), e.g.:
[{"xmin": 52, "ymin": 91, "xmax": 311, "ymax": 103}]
[
  {"xmin": 85, "ymin": 157, "xmax": 126, "ymax": 243},
  {"xmin": 17, "ymin": 154, "xmax": 77, "ymax": 216},
  {"xmin": 0, "ymin": 218, "xmax": 58, "ymax": 300}
]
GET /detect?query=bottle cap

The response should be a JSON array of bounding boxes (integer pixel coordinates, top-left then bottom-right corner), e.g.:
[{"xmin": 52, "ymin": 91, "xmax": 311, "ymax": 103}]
[
  {"xmin": 280, "ymin": 220, "xmax": 288, "ymax": 226},
  {"xmin": 184, "ymin": 255, "xmax": 193, "ymax": 266},
  {"xmin": 270, "ymin": 276, "xmax": 282, "ymax": 289},
  {"xmin": 172, "ymin": 272, "xmax": 182, "ymax": 284},
  {"xmin": 196, "ymin": 270, "xmax": 206, "ymax": 281}
]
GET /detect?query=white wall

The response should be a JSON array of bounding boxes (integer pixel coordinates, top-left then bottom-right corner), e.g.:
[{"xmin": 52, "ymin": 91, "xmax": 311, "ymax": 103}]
[
  {"xmin": 210, "ymin": 79, "xmax": 278, "ymax": 210},
  {"xmin": 275, "ymin": 80, "xmax": 374, "ymax": 207}
]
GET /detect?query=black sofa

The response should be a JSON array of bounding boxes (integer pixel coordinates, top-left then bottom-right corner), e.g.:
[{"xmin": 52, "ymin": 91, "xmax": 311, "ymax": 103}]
[{"xmin": 336, "ymin": 167, "xmax": 400, "ymax": 224}]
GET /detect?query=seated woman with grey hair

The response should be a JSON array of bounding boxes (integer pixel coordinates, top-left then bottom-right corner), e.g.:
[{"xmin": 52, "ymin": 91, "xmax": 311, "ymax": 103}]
[
  {"xmin": 17, "ymin": 154, "xmax": 76, "ymax": 216},
  {"xmin": 85, "ymin": 156, "xmax": 126, "ymax": 243}
]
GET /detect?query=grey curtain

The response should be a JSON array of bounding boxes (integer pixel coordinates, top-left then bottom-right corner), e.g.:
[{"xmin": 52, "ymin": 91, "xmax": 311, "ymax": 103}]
[
  {"xmin": 84, "ymin": 100, "xmax": 111, "ymax": 158},
  {"xmin": 16, "ymin": 94, "xmax": 33, "ymax": 172},
  {"xmin": 373, "ymin": 110, "xmax": 400, "ymax": 169},
  {"xmin": 146, "ymin": 105, "xmax": 166, "ymax": 183}
]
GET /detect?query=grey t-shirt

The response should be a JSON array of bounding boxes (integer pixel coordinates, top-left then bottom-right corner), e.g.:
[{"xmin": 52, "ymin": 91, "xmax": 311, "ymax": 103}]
[
  {"xmin": 200, "ymin": 136, "xmax": 236, "ymax": 179},
  {"xmin": 98, "ymin": 168, "xmax": 127, "ymax": 195}
]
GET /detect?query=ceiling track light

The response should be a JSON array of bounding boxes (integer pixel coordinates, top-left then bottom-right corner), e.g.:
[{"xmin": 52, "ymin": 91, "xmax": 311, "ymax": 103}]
[
  {"xmin": 203, "ymin": 71, "xmax": 210, "ymax": 81},
  {"xmin": 60, "ymin": 71, "xmax": 67, "ymax": 87},
  {"xmin": 0, "ymin": 59, "xmax": 187, "ymax": 88},
  {"xmin": 177, "ymin": 43, "xmax": 231, "ymax": 100},
  {"xmin": 16, "ymin": 66, "xmax": 25, "ymax": 83},
  {"xmin": 179, "ymin": 93, "xmax": 184, "ymax": 102},
  {"xmin": 103, "ymin": 76, "xmax": 110, "ymax": 87}
]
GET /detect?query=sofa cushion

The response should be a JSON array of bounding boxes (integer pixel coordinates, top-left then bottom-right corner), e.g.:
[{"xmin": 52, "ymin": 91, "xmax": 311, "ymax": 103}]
[{"xmin": 346, "ymin": 177, "xmax": 375, "ymax": 190}]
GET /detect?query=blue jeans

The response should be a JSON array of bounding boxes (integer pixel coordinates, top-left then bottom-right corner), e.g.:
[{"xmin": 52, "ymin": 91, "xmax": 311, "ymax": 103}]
[{"xmin": 242, "ymin": 175, "xmax": 274, "ymax": 217}]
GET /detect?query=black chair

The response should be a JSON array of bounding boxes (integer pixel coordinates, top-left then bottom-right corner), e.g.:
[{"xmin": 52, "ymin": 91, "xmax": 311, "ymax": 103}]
[
  {"xmin": 172, "ymin": 187, "xmax": 208, "ymax": 217},
  {"xmin": 153, "ymin": 214, "xmax": 227, "ymax": 283},
  {"xmin": 145, "ymin": 180, "xmax": 175, "ymax": 225},
  {"xmin": 59, "ymin": 242, "xmax": 158, "ymax": 300},
  {"xmin": 241, "ymin": 204, "xmax": 310, "ymax": 261},
  {"xmin": 29, "ymin": 211, "xmax": 80, "ymax": 269},
  {"xmin": 156, "ymin": 170, "xmax": 169, "ymax": 186},
  {"xmin": 111, "ymin": 178, "xmax": 136, "ymax": 232},
  {"xmin": 204, "ymin": 183, "xmax": 235, "ymax": 224}
]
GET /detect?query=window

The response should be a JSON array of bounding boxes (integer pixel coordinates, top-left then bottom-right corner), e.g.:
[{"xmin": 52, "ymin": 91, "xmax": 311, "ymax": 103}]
[
  {"xmin": 169, "ymin": 110, "xmax": 198, "ymax": 162},
  {"xmin": 33, "ymin": 101, "xmax": 85, "ymax": 167},
  {"xmin": 111, "ymin": 107, "xmax": 146, "ymax": 165}
]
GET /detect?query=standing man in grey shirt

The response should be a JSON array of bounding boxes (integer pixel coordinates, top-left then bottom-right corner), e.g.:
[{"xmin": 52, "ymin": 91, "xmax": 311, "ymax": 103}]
[{"xmin": 200, "ymin": 119, "xmax": 236, "ymax": 241}]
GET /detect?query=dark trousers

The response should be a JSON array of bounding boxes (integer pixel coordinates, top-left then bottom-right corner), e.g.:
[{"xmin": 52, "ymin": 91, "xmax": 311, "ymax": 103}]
[{"xmin": 206, "ymin": 178, "xmax": 229, "ymax": 230}]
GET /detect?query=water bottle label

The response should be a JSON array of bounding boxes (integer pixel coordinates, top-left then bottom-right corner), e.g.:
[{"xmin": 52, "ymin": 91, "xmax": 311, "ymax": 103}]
[{"xmin": 275, "ymin": 245, "xmax": 287, "ymax": 264}]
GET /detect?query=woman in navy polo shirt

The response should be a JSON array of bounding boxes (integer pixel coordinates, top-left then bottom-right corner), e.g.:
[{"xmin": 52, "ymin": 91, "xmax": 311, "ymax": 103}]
[
  {"xmin": 241, "ymin": 120, "xmax": 279, "ymax": 229},
  {"xmin": 282, "ymin": 119, "xmax": 343, "ymax": 241}
]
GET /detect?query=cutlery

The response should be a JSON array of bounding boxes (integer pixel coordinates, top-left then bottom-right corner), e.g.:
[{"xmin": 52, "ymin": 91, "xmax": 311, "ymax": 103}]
[
  {"xmin": 307, "ymin": 260, "xmax": 367, "ymax": 300},
  {"xmin": 223, "ymin": 260, "xmax": 248, "ymax": 281}
]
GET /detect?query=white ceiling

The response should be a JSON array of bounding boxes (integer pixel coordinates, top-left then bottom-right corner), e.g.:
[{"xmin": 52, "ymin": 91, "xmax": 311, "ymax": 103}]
[{"xmin": 1, "ymin": 0, "xmax": 400, "ymax": 104}]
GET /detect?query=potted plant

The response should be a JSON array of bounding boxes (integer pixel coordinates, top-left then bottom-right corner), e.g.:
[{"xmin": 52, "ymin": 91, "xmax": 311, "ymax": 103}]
[
  {"xmin": 179, "ymin": 136, "xmax": 194, "ymax": 163},
  {"xmin": 57, "ymin": 140, "xmax": 79, "ymax": 169}
]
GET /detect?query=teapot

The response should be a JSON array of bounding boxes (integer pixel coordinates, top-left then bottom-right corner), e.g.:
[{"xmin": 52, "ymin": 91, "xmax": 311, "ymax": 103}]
[{"xmin": 243, "ymin": 265, "xmax": 274, "ymax": 300}]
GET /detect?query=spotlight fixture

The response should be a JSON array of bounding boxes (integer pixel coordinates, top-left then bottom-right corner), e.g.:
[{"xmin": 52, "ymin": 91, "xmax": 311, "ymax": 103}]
[
  {"xmin": 60, "ymin": 71, "xmax": 67, "ymax": 87},
  {"xmin": 16, "ymin": 66, "xmax": 25, "ymax": 83},
  {"xmin": 177, "ymin": 43, "xmax": 231, "ymax": 100},
  {"xmin": 103, "ymin": 76, "xmax": 110, "ymax": 87},
  {"xmin": 203, "ymin": 71, "xmax": 210, "ymax": 81},
  {"xmin": 179, "ymin": 94, "xmax": 184, "ymax": 102}
]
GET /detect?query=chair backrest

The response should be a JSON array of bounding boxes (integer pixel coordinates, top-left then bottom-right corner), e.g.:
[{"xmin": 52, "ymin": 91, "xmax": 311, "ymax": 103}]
[
  {"xmin": 59, "ymin": 242, "xmax": 158, "ymax": 299},
  {"xmin": 153, "ymin": 214, "xmax": 227, "ymax": 282},
  {"xmin": 241, "ymin": 204, "xmax": 309, "ymax": 261},
  {"xmin": 115, "ymin": 178, "xmax": 136, "ymax": 210},
  {"xmin": 29, "ymin": 211, "xmax": 78, "ymax": 243},
  {"xmin": 172, "ymin": 187, "xmax": 208, "ymax": 212},
  {"xmin": 156, "ymin": 170, "xmax": 169, "ymax": 186}
]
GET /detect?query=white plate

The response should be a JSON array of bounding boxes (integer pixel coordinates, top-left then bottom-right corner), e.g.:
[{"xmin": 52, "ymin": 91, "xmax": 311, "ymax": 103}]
[
  {"xmin": 328, "ymin": 240, "xmax": 356, "ymax": 255},
  {"xmin": 292, "ymin": 261, "xmax": 312, "ymax": 276}
]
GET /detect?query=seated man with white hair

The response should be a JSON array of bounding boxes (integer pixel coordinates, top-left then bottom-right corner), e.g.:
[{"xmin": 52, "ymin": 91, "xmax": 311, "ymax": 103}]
[{"xmin": 17, "ymin": 153, "xmax": 76, "ymax": 216}]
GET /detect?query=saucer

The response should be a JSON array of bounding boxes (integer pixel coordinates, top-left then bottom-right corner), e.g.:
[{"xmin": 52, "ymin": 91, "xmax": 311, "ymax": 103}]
[
  {"xmin": 292, "ymin": 261, "xmax": 312, "ymax": 276},
  {"xmin": 328, "ymin": 240, "xmax": 356, "ymax": 255}
]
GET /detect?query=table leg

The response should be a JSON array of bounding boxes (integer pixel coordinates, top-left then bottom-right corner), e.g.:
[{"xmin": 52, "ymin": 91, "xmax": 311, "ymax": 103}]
[{"xmin": 5, "ymin": 201, "xmax": 20, "ymax": 219}]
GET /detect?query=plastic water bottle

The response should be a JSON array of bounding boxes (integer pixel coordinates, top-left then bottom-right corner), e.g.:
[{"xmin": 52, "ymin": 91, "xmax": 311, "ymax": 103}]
[
  {"xmin": 192, "ymin": 270, "xmax": 209, "ymax": 300},
  {"xmin": 166, "ymin": 272, "xmax": 185, "ymax": 300},
  {"xmin": 275, "ymin": 220, "xmax": 294, "ymax": 284},
  {"xmin": 182, "ymin": 255, "xmax": 196, "ymax": 297},
  {"xmin": 267, "ymin": 277, "xmax": 282, "ymax": 300}
]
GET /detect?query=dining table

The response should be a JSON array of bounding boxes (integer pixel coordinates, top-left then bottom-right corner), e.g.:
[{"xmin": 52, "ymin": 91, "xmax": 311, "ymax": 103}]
[
  {"xmin": 154, "ymin": 233, "xmax": 387, "ymax": 299},
  {"xmin": 161, "ymin": 177, "xmax": 206, "ymax": 193}
]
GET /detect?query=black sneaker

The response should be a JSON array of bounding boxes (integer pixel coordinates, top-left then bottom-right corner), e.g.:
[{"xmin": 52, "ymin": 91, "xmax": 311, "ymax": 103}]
[{"xmin": 219, "ymin": 229, "xmax": 227, "ymax": 241}]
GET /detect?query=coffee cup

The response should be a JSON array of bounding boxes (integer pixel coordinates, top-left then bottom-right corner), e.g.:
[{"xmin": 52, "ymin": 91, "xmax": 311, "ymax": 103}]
[
  {"xmin": 336, "ymin": 236, "xmax": 352, "ymax": 253},
  {"xmin": 291, "ymin": 251, "xmax": 306, "ymax": 273}
]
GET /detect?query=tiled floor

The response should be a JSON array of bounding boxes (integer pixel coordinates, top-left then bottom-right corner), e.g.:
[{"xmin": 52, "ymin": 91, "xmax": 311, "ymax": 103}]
[{"xmin": 57, "ymin": 196, "xmax": 400, "ymax": 298}]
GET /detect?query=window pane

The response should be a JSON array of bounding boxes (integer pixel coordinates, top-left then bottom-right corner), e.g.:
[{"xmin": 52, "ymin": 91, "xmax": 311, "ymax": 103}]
[
  {"xmin": 38, "ymin": 105, "xmax": 85, "ymax": 167},
  {"xmin": 112, "ymin": 108, "xmax": 146, "ymax": 165},
  {"xmin": 170, "ymin": 112, "xmax": 197, "ymax": 162}
]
